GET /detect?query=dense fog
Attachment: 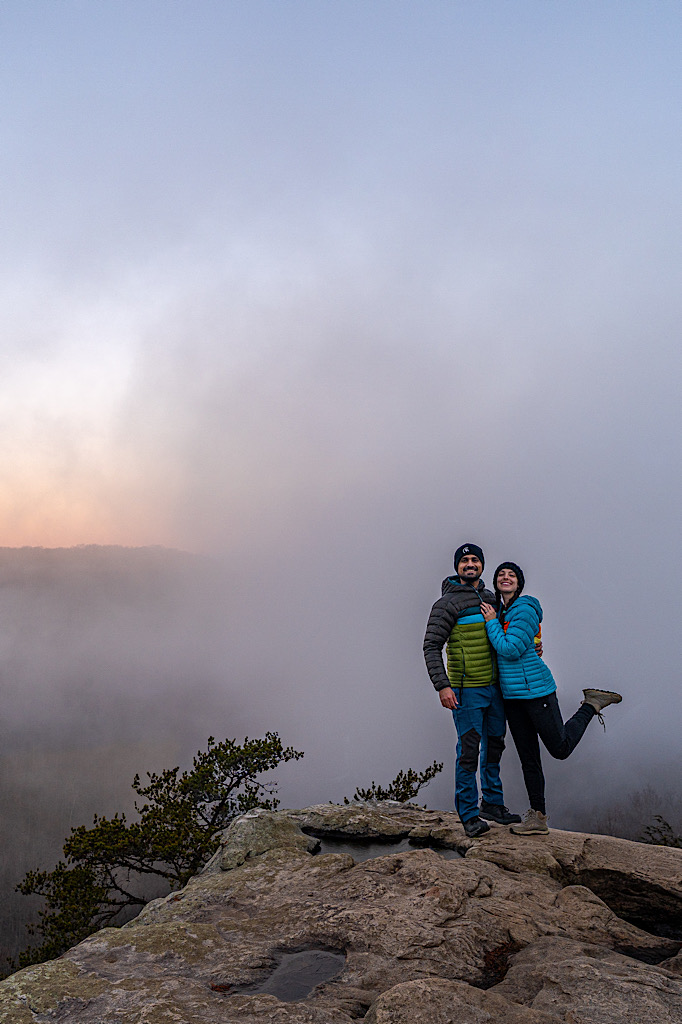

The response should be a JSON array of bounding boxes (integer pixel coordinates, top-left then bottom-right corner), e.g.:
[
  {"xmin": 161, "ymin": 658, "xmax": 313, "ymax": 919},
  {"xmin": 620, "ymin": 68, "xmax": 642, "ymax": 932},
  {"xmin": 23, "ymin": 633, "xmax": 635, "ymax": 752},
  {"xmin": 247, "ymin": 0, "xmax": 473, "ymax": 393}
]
[{"xmin": 1, "ymin": 544, "xmax": 680, "ymax": 966}]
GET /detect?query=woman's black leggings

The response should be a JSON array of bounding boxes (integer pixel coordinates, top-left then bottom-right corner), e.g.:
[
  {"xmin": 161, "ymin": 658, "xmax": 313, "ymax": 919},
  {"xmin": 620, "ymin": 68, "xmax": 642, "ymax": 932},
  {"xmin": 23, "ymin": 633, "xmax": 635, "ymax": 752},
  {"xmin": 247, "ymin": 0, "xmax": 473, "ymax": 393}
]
[{"xmin": 503, "ymin": 693, "xmax": 595, "ymax": 814}]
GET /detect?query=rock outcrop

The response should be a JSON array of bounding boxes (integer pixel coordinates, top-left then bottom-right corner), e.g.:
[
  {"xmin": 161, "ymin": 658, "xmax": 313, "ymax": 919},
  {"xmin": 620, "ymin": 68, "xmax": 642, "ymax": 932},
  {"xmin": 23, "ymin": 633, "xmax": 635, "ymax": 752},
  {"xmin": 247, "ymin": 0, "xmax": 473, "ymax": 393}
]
[{"xmin": 2, "ymin": 802, "xmax": 682, "ymax": 1022}]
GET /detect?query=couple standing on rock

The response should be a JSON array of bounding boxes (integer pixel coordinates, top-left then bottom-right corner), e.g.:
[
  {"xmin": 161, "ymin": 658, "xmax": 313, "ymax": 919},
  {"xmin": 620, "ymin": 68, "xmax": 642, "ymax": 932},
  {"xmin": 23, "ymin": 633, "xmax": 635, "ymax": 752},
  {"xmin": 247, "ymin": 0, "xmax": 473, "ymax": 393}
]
[{"xmin": 423, "ymin": 543, "xmax": 622, "ymax": 839}]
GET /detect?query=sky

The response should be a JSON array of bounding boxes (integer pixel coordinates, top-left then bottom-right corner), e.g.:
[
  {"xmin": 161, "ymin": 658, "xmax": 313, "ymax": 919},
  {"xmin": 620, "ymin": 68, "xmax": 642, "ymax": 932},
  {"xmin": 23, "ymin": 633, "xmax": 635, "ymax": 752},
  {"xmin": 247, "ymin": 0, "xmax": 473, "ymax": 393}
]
[{"xmin": 0, "ymin": 1, "xmax": 681, "ymax": 819}]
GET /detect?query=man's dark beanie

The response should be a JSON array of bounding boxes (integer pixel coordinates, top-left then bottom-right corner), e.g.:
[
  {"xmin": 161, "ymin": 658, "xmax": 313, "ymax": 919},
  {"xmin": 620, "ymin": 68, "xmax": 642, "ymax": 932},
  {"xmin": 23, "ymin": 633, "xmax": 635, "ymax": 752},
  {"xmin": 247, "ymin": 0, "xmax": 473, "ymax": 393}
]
[
  {"xmin": 454, "ymin": 543, "xmax": 485, "ymax": 572},
  {"xmin": 493, "ymin": 562, "xmax": 525, "ymax": 597}
]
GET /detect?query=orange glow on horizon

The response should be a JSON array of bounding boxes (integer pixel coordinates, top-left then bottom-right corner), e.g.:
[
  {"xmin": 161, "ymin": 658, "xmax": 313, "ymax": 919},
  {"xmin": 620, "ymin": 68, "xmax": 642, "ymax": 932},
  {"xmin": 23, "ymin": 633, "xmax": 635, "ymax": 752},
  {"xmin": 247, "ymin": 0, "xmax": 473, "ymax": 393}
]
[{"xmin": 0, "ymin": 486, "xmax": 178, "ymax": 550}]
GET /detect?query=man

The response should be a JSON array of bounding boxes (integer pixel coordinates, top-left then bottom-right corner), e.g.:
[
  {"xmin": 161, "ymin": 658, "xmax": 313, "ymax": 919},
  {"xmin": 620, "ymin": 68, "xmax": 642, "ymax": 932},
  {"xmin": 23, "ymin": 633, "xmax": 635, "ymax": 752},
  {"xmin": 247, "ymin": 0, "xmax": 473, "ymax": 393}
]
[{"xmin": 423, "ymin": 543, "xmax": 521, "ymax": 838}]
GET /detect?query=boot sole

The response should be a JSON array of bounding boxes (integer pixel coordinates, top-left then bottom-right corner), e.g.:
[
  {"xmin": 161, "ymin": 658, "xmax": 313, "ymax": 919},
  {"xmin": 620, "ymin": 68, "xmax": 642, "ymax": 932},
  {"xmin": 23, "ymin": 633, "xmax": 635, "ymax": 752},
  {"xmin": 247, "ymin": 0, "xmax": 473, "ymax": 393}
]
[{"xmin": 510, "ymin": 827, "xmax": 549, "ymax": 836}]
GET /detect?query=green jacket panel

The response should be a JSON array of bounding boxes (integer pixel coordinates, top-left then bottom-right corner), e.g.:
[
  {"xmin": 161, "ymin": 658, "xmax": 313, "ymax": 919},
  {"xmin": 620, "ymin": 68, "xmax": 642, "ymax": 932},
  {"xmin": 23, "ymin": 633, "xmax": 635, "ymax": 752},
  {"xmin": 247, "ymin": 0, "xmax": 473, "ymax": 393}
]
[
  {"xmin": 423, "ymin": 576, "xmax": 497, "ymax": 692},
  {"xmin": 446, "ymin": 619, "xmax": 497, "ymax": 688}
]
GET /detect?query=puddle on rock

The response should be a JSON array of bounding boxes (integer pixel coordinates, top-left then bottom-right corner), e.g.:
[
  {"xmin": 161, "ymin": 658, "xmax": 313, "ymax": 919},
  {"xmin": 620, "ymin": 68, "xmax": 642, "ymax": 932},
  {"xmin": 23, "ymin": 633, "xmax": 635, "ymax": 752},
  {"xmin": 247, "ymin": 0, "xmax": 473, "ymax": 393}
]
[
  {"xmin": 231, "ymin": 950, "xmax": 346, "ymax": 1002},
  {"xmin": 315, "ymin": 836, "xmax": 461, "ymax": 861}
]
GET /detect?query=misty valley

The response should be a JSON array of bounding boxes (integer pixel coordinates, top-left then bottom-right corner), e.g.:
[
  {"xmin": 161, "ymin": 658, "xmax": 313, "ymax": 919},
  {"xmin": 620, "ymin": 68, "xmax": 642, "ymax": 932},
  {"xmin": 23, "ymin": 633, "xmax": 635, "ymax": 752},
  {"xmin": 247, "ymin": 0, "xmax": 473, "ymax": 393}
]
[{"xmin": 1, "ymin": 545, "xmax": 680, "ymax": 971}]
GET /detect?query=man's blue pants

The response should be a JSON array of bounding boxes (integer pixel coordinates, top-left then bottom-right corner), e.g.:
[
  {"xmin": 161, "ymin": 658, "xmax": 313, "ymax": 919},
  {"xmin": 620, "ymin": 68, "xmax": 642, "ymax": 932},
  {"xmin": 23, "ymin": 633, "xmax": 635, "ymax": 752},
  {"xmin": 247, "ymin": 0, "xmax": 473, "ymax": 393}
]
[{"xmin": 451, "ymin": 683, "xmax": 506, "ymax": 823}]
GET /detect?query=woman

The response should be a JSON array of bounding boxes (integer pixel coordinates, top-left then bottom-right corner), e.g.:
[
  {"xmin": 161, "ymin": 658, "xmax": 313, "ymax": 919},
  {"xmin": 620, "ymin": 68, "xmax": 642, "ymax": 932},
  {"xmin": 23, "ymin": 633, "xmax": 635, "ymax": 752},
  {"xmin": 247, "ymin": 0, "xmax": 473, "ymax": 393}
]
[{"xmin": 480, "ymin": 562, "xmax": 622, "ymax": 836}]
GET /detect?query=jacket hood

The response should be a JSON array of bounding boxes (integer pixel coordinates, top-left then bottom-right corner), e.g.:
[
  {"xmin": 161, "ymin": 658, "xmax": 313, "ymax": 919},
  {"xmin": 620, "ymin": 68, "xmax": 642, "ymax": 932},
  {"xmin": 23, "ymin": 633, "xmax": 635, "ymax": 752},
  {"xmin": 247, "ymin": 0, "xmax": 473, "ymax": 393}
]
[
  {"xmin": 508, "ymin": 593, "xmax": 543, "ymax": 622},
  {"xmin": 441, "ymin": 576, "xmax": 486, "ymax": 597}
]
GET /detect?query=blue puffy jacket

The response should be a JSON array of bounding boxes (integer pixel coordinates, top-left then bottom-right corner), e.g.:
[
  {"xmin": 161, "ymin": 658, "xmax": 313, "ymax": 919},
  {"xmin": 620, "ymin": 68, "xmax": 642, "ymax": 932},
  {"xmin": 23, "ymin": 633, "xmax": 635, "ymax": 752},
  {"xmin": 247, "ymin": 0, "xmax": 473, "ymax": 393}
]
[{"xmin": 485, "ymin": 595, "xmax": 556, "ymax": 700}]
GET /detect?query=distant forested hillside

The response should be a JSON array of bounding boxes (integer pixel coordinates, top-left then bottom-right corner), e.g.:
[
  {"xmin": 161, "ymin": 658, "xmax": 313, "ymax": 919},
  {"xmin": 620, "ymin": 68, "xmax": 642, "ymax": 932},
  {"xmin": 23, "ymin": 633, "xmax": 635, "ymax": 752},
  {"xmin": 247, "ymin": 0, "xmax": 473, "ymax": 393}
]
[{"xmin": 0, "ymin": 545, "xmax": 241, "ymax": 967}]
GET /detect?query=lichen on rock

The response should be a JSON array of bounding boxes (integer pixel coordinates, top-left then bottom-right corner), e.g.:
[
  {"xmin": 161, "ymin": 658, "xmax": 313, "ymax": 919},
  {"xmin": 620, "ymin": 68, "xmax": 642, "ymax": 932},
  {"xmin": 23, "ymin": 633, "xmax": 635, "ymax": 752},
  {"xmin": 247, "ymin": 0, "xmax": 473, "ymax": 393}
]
[
  {"xmin": 213, "ymin": 808, "xmax": 321, "ymax": 872},
  {"xmin": 0, "ymin": 958, "xmax": 108, "ymax": 1024}
]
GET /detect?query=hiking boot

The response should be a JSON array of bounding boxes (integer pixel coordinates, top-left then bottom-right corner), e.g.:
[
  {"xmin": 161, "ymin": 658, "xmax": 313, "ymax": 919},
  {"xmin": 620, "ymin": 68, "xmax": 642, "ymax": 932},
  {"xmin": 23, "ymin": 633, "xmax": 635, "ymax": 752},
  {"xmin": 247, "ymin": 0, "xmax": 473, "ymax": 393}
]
[
  {"xmin": 462, "ymin": 816, "xmax": 491, "ymax": 838},
  {"xmin": 582, "ymin": 688, "xmax": 622, "ymax": 729},
  {"xmin": 510, "ymin": 809, "xmax": 549, "ymax": 836},
  {"xmin": 581, "ymin": 688, "xmax": 623, "ymax": 713},
  {"xmin": 479, "ymin": 801, "xmax": 522, "ymax": 825}
]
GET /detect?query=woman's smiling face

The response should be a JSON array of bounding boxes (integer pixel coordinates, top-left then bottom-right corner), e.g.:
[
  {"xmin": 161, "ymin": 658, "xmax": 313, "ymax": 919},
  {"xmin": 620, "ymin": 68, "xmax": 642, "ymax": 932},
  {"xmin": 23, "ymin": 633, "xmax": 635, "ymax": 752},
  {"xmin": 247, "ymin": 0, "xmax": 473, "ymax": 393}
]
[{"xmin": 496, "ymin": 568, "xmax": 518, "ymax": 597}]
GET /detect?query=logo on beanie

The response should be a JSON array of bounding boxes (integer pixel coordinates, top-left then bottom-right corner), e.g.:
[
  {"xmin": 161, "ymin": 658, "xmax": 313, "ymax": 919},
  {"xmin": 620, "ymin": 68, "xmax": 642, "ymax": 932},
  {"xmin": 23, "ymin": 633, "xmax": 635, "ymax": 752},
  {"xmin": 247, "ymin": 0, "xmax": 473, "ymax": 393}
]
[{"xmin": 462, "ymin": 547, "xmax": 470, "ymax": 554}]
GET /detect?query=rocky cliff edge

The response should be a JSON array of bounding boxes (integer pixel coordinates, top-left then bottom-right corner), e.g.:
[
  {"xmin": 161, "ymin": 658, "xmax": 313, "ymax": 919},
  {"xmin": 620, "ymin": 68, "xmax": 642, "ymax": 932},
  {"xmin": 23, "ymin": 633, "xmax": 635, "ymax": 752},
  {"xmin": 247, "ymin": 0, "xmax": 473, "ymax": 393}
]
[{"xmin": 2, "ymin": 802, "xmax": 682, "ymax": 1023}]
